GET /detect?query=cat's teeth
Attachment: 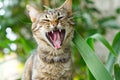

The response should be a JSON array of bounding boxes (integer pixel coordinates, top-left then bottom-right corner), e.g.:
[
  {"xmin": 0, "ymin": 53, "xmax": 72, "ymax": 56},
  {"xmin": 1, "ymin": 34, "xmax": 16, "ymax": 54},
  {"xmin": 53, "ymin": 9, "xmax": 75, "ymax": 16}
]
[
  {"xmin": 59, "ymin": 29, "xmax": 61, "ymax": 32},
  {"xmin": 52, "ymin": 31, "xmax": 54, "ymax": 34}
]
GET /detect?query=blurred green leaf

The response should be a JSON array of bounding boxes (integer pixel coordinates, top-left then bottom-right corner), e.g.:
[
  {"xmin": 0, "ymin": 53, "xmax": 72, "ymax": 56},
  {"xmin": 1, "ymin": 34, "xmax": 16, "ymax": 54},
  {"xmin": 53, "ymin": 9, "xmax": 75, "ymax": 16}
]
[
  {"xmin": 88, "ymin": 7, "xmax": 100, "ymax": 13},
  {"xmin": 114, "ymin": 64, "xmax": 120, "ymax": 80},
  {"xmin": 82, "ymin": 13, "xmax": 92, "ymax": 27},
  {"xmin": 73, "ymin": 31, "xmax": 113, "ymax": 80},
  {"xmin": 88, "ymin": 69, "xmax": 95, "ymax": 80},
  {"xmin": 101, "ymin": 20, "xmax": 120, "ymax": 29},
  {"xmin": 116, "ymin": 8, "xmax": 120, "ymax": 14},
  {"xmin": 87, "ymin": 33, "xmax": 117, "ymax": 56},
  {"xmin": 98, "ymin": 16, "xmax": 116, "ymax": 23},
  {"xmin": 19, "ymin": 35, "xmax": 33, "ymax": 54},
  {"xmin": 0, "ymin": 41, "xmax": 7, "ymax": 48},
  {"xmin": 85, "ymin": 0, "xmax": 94, "ymax": 4},
  {"xmin": 106, "ymin": 32, "xmax": 120, "ymax": 73}
]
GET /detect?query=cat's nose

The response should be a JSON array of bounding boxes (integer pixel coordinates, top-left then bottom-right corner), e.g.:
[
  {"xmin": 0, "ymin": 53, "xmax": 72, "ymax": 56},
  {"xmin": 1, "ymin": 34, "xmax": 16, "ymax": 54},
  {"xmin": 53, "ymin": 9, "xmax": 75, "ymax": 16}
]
[{"xmin": 51, "ymin": 20, "xmax": 58, "ymax": 28}]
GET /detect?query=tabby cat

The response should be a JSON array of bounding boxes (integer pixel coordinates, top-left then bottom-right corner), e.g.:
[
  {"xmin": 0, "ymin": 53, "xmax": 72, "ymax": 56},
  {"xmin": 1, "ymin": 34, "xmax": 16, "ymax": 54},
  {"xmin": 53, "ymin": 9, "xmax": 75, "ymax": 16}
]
[{"xmin": 22, "ymin": 0, "xmax": 74, "ymax": 80}]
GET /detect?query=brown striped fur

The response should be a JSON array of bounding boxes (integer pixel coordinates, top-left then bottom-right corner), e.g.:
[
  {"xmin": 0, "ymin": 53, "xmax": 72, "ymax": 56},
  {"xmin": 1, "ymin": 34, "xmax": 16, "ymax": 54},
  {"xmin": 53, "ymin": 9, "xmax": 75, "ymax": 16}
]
[{"xmin": 22, "ymin": 0, "xmax": 74, "ymax": 80}]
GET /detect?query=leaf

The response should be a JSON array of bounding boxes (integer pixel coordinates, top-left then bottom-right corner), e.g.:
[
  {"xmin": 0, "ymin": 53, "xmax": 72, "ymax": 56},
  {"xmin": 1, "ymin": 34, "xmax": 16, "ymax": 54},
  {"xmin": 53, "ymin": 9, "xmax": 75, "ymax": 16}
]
[
  {"xmin": 106, "ymin": 32, "xmax": 120, "ymax": 73},
  {"xmin": 19, "ymin": 35, "xmax": 32, "ymax": 54},
  {"xmin": 98, "ymin": 16, "xmax": 116, "ymax": 24},
  {"xmin": 82, "ymin": 13, "xmax": 92, "ymax": 27},
  {"xmin": 87, "ymin": 69, "xmax": 96, "ymax": 80},
  {"xmin": 101, "ymin": 20, "xmax": 120, "ymax": 29},
  {"xmin": 85, "ymin": 0, "xmax": 94, "ymax": 4},
  {"xmin": 116, "ymin": 7, "xmax": 120, "ymax": 14},
  {"xmin": 114, "ymin": 64, "xmax": 120, "ymax": 80},
  {"xmin": 87, "ymin": 33, "xmax": 117, "ymax": 56},
  {"xmin": 0, "ymin": 41, "xmax": 7, "ymax": 48},
  {"xmin": 73, "ymin": 31, "xmax": 113, "ymax": 80}
]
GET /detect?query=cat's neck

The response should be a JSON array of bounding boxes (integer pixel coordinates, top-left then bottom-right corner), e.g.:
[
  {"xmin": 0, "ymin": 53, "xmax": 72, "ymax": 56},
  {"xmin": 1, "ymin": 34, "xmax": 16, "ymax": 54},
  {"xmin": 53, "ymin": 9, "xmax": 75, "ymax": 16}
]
[{"xmin": 37, "ymin": 46, "xmax": 71, "ymax": 64}]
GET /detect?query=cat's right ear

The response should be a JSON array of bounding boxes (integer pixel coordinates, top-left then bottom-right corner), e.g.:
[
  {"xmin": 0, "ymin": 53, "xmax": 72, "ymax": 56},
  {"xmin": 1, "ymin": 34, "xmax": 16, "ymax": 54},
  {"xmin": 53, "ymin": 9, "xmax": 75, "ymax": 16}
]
[
  {"xmin": 26, "ymin": 5, "xmax": 40, "ymax": 22},
  {"xmin": 59, "ymin": 0, "xmax": 72, "ymax": 16}
]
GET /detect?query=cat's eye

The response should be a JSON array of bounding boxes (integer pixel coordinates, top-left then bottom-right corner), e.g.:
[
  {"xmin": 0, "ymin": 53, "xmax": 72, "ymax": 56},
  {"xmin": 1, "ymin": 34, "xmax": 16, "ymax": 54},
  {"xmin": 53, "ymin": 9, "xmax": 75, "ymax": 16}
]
[
  {"xmin": 43, "ymin": 19, "xmax": 50, "ymax": 22},
  {"xmin": 45, "ymin": 15, "xmax": 48, "ymax": 18},
  {"xmin": 57, "ymin": 12, "xmax": 60, "ymax": 16},
  {"xmin": 58, "ymin": 16, "xmax": 64, "ymax": 20}
]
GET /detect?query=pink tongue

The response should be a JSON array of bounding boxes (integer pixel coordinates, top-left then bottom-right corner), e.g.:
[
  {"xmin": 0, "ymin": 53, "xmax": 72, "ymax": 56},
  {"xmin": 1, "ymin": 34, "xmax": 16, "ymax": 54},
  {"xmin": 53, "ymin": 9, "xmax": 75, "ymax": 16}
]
[{"xmin": 53, "ymin": 32, "xmax": 61, "ymax": 49}]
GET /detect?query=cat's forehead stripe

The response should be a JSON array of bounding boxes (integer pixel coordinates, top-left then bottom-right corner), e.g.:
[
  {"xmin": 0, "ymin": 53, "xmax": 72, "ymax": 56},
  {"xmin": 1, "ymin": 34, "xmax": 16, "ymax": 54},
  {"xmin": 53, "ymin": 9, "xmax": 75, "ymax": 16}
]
[{"xmin": 44, "ymin": 9, "xmax": 61, "ymax": 15}]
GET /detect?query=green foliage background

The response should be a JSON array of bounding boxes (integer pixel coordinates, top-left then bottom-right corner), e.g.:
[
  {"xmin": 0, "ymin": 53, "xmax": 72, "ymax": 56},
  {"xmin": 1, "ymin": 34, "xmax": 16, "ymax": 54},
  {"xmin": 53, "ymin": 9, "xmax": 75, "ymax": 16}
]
[{"xmin": 0, "ymin": 0, "xmax": 120, "ymax": 80}]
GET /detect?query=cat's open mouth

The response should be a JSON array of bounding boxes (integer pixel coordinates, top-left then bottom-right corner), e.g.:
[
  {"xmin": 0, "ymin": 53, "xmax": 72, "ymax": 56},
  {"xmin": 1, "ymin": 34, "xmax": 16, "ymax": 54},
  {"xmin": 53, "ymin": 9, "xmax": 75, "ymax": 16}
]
[{"xmin": 46, "ymin": 29, "xmax": 65, "ymax": 49}]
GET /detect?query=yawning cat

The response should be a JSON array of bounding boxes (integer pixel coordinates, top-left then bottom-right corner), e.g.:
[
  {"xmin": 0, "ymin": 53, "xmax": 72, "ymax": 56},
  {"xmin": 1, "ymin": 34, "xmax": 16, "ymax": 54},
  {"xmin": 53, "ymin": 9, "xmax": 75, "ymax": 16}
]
[{"xmin": 22, "ymin": 0, "xmax": 74, "ymax": 80}]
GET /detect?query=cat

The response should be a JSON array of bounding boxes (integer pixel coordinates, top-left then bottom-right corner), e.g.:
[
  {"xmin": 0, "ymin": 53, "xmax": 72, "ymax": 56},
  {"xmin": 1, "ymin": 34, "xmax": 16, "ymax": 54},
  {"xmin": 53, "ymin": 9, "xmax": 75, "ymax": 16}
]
[{"xmin": 22, "ymin": 0, "xmax": 74, "ymax": 80}]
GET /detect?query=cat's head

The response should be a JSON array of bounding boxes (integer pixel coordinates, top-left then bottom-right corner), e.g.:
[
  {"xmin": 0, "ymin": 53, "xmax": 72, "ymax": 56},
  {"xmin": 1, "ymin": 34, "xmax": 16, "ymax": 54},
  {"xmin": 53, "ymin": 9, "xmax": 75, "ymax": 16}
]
[{"xmin": 27, "ymin": 0, "xmax": 74, "ymax": 51}]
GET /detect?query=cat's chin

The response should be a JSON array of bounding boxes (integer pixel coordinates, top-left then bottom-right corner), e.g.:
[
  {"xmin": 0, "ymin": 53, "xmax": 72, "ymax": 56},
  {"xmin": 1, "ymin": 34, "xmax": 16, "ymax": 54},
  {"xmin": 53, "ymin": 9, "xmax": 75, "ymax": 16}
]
[{"xmin": 46, "ymin": 28, "xmax": 65, "ymax": 49}]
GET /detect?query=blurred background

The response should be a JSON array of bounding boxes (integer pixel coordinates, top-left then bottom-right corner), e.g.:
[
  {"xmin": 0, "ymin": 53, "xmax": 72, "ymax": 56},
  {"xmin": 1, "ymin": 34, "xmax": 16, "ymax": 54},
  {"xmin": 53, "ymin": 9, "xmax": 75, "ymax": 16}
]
[{"xmin": 0, "ymin": 0, "xmax": 120, "ymax": 80}]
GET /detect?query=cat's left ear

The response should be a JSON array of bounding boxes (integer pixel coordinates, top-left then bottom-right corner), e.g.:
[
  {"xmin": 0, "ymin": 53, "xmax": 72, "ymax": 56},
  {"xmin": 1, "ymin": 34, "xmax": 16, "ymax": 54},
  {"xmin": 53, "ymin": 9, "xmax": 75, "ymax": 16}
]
[{"xmin": 59, "ymin": 0, "xmax": 72, "ymax": 16}]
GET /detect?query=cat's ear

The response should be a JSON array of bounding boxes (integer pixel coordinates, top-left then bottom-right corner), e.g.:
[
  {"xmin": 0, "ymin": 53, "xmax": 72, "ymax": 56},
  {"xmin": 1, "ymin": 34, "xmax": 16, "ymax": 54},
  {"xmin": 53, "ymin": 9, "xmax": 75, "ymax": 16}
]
[
  {"xmin": 26, "ymin": 5, "xmax": 40, "ymax": 22},
  {"xmin": 59, "ymin": 0, "xmax": 72, "ymax": 15}
]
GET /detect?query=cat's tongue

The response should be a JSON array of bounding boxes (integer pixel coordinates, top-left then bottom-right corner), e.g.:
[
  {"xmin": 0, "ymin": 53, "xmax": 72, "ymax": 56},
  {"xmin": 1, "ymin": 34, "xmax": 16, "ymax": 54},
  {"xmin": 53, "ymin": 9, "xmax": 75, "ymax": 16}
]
[{"xmin": 53, "ymin": 31, "xmax": 61, "ymax": 49}]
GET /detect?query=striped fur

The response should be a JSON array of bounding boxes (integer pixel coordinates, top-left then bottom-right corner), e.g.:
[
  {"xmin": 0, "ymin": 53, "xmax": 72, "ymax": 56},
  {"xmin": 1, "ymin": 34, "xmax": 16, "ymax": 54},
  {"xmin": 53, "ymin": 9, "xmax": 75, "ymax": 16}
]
[{"xmin": 22, "ymin": 0, "xmax": 74, "ymax": 80}]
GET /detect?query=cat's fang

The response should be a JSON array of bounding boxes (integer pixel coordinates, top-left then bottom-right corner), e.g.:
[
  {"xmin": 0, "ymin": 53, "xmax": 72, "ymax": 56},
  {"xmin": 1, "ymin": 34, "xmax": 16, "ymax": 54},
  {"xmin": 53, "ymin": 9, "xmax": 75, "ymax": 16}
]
[
  {"xmin": 59, "ymin": 29, "xmax": 61, "ymax": 32},
  {"xmin": 52, "ymin": 31, "xmax": 53, "ymax": 34}
]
